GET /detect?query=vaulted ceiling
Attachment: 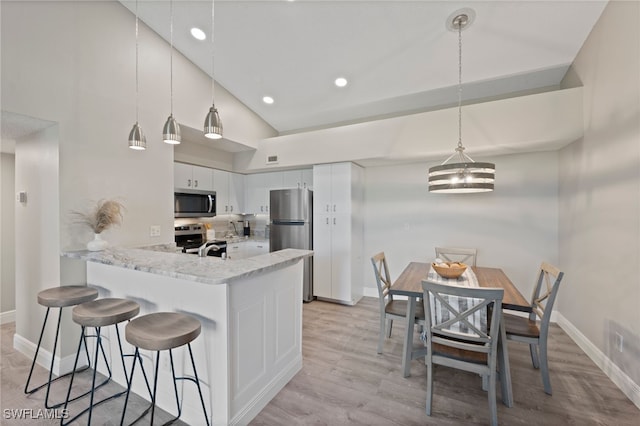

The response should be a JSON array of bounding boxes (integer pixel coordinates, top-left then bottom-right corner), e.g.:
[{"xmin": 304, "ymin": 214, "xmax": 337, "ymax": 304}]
[{"xmin": 119, "ymin": 0, "xmax": 607, "ymax": 135}]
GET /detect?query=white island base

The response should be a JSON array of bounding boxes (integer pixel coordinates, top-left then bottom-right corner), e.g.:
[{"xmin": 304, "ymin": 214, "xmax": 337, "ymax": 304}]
[{"xmin": 79, "ymin": 251, "xmax": 305, "ymax": 426}]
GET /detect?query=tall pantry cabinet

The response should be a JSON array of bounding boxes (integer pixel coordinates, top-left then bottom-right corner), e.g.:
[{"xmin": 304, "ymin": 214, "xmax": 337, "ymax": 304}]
[{"xmin": 312, "ymin": 162, "xmax": 364, "ymax": 305}]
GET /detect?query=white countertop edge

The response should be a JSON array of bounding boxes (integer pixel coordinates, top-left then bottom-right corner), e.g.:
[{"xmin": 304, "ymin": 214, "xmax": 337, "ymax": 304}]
[{"xmin": 62, "ymin": 247, "xmax": 313, "ymax": 285}]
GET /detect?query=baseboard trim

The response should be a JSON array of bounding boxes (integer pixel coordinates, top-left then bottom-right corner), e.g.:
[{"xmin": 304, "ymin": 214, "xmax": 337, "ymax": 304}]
[
  {"xmin": 556, "ymin": 313, "xmax": 640, "ymax": 409},
  {"xmin": 0, "ymin": 310, "xmax": 16, "ymax": 325},
  {"xmin": 13, "ymin": 333, "xmax": 89, "ymax": 376}
]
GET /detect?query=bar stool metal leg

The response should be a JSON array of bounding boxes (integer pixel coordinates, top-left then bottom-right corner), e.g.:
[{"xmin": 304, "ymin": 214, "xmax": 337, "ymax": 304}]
[
  {"xmin": 119, "ymin": 312, "xmax": 210, "ymax": 426},
  {"xmin": 25, "ymin": 286, "xmax": 99, "ymax": 409},
  {"xmin": 62, "ymin": 298, "xmax": 140, "ymax": 426}
]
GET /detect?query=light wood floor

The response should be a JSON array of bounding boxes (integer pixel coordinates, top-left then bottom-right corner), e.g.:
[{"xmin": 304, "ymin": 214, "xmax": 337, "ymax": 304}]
[
  {"xmin": 251, "ymin": 298, "xmax": 638, "ymax": 425},
  {"xmin": 2, "ymin": 297, "xmax": 638, "ymax": 425}
]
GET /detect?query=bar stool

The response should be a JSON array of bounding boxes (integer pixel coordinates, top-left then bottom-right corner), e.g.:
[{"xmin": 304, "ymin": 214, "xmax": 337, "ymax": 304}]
[
  {"xmin": 62, "ymin": 298, "xmax": 141, "ymax": 425},
  {"xmin": 120, "ymin": 312, "xmax": 210, "ymax": 426},
  {"xmin": 24, "ymin": 285, "xmax": 99, "ymax": 408}
]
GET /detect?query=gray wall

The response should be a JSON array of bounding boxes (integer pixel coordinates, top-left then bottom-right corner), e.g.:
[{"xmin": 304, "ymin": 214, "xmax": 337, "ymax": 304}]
[
  {"xmin": 1, "ymin": 153, "xmax": 16, "ymax": 315},
  {"xmin": 363, "ymin": 151, "xmax": 559, "ymax": 302},
  {"xmin": 559, "ymin": 1, "xmax": 640, "ymax": 389}
]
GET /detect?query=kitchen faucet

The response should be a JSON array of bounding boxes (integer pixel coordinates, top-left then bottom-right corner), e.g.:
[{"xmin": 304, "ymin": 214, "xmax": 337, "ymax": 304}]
[{"xmin": 198, "ymin": 242, "xmax": 221, "ymax": 257}]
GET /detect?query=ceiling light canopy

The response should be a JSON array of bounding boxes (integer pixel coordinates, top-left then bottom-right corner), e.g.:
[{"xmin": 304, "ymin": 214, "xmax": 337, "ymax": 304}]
[
  {"xmin": 428, "ymin": 11, "xmax": 495, "ymax": 194},
  {"xmin": 203, "ymin": 0, "xmax": 223, "ymax": 140}
]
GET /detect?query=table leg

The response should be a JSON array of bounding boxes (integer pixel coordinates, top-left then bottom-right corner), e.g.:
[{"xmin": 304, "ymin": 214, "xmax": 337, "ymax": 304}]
[
  {"xmin": 498, "ymin": 315, "xmax": 513, "ymax": 407},
  {"xmin": 402, "ymin": 296, "xmax": 416, "ymax": 378}
]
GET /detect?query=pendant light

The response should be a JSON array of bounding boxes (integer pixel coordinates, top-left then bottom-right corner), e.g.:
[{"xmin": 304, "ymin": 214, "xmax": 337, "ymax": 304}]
[
  {"xmin": 162, "ymin": 0, "xmax": 181, "ymax": 144},
  {"xmin": 203, "ymin": 0, "xmax": 223, "ymax": 139},
  {"xmin": 128, "ymin": 0, "xmax": 146, "ymax": 150},
  {"xmin": 428, "ymin": 12, "xmax": 495, "ymax": 193}
]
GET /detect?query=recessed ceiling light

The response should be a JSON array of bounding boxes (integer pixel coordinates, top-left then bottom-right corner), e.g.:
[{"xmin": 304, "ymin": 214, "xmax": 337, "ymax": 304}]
[
  {"xmin": 190, "ymin": 27, "xmax": 206, "ymax": 41},
  {"xmin": 335, "ymin": 77, "xmax": 348, "ymax": 87},
  {"xmin": 262, "ymin": 96, "xmax": 274, "ymax": 104}
]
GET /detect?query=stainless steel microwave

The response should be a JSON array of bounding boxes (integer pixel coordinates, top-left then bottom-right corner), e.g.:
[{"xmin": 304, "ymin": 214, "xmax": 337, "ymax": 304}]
[{"xmin": 174, "ymin": 189, "xmax": 216, "ymax": 218}]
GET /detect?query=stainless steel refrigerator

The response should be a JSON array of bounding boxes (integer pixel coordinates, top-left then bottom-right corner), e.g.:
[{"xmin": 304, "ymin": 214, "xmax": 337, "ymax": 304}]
[{"xmin": 270, "ymin": 188, "xmax": 313, "ymax": 302}]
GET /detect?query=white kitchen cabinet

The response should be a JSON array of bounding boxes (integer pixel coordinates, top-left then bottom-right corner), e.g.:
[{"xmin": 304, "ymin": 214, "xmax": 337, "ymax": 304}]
[
  {"xmin": 213, "ymin": 170, "xmax": 245, "ymax": 214},
  {"xmin": 312, "ymin": 162, "xmax": 363, "ymax": 305},
  {"xmin": 174, "ymin": 163, "xmax": 214, "ymax": 191},
  {"xmin": 245, "ymin": 171, "xmax": 283, "ymax": 214},
  {"xmin": 282, "ymin": 169, "xmax": 313, "ymax": 190}
]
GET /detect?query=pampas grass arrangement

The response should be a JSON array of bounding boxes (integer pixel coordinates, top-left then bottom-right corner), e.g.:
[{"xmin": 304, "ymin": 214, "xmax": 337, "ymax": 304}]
[{"xmin": 72, "ymin": 199, "xmax": 125, "ymax": 234}]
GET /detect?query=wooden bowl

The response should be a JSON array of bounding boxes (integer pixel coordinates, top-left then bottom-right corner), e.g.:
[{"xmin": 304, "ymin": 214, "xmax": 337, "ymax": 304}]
[{"xmin": 432, "ymin": 262, "xmax": 467, "ymax": 279}]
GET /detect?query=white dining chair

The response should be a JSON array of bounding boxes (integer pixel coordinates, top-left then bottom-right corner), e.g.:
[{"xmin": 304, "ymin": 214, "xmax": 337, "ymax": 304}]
[
  {"xmin": 421, "ymin": 280, "xmax": 504, "ymax": 426},
  {"xmin": 503, "ymin": 262, "xmax": 564, "ymax": 395},
  {"xmin": 435, "ymin": 247, "xmax": 477, "ymax": 266},
  {"xmin": 370, "ymin": 252, "xmax": 424, "ymax": 354}
]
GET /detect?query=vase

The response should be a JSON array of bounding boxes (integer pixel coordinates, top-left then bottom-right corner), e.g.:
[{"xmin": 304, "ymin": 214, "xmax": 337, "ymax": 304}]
[{"xmin": 87, "ymin": 233, "xmax": 108, "ymax": 251}]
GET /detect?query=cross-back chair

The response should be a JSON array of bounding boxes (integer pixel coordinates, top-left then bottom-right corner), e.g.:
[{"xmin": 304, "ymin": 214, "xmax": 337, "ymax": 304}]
[
  {"xmin": 421, "ymin": 280, "xmax": 504, "ymax": 426},
  {"xmin": 503, "ymin": 261, "xmax": 564, "ymax": 395},
  {"xmin": 435, "ymin": 247, "xmax": 478, "ymax": 266},
  {"xmin": 370, "ymin": 252, "xmax": 424, "ymax": 354}
]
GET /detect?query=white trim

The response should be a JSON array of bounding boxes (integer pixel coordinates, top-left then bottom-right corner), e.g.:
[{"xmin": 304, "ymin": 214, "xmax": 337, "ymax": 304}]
[
  {"xmin": 13, "ymin": 333, "xmax": 89, "ymax": 376},
  {"xmin": 0, "ymin": 310, "xmax": 16, "ymax": 325},
  {"xmin": 230, "ymin": 356, "xmax": 302, "ymax": 426},
  {"xmin": 556, "ymin": 313, "xmax": 640, "ymax": 410}
]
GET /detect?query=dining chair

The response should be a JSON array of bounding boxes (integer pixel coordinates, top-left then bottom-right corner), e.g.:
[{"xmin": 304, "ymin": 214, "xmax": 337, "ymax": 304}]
[
  {"xmin": 421, "ymin": 280, "xmax": 504, "ymax": 426},
  {"xmin": 435, "ymin": 247, "xmax": 477, "ymax": 266},
  {"xmin": 503, "ymin": 262, "xmax": 564, "ymax": 395},
  {"xmin": 370, "ymin": 252, "xmax": 425, "ymax": 354}
]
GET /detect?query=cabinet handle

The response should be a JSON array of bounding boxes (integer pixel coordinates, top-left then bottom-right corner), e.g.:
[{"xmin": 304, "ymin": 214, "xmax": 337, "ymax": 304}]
[
  {"xmin": 333, "ymin": 204, "xmax": 336, "ymax": 212},
  {"xmin": 195, "ymin": 180, "xmax": 199, "ymax": 188},
  {"xmin": 188, "ymin": 179, "xmax": 192, "ymax": 187},
  {"xmin": 225, "ymin": 206, "xmax": 228, "ymax": 212},
  {"xmin": 261, "ymin": 206, "xmax": 264, "ymax": 212},
  {"xmin": 333, "ymin": 218, "xmax": 336, "ymax": 225},
  {"xmin": 326, "ymin": 218, "xmax": 329, "ymax": 225},
  {"xmin": 325, "ymin": 205, "xmax": 329, "ymax": 212},
  {"xmin": 303, "ymin": 183, "xmax": 307, "ymax": 188},
  {"xmin": 230, "ymin": 206, "xmax": 233, "ymax": 212}
]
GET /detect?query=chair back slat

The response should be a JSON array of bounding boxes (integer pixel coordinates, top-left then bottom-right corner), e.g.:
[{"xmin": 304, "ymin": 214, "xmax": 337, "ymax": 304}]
[
  {"xmin": 435, "ymin": 247, "xmax": 478, "ymax": 266},
  {"xmin": 422, "ymin": 280, "xmax": 503, "ymax": 354},
  {"xmin": 371, "ymin": 252, "xmax": 393, "ymax": 309},
  {"xmin": 529, "ymin": 262, "xmax": 564, "ymax": 328}
]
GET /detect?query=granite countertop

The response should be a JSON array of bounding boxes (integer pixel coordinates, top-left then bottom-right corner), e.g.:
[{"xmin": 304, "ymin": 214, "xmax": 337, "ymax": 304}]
[{"xmin": 62, "ymin": 246, "xmax": 312, "ymax": 285}]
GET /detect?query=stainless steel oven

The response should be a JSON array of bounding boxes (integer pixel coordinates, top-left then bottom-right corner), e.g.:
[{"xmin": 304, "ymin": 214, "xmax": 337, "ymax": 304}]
[
  {"xmin": 174, "ymin": 189, "xmax": 216, "ymax": 218},
  {"xmin": 175, "ymin": 224, "xmax": 227, "ymax": 257}
]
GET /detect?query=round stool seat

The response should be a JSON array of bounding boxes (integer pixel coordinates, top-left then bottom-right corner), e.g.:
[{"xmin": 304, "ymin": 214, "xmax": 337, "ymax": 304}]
[
  {"xmin": 72, "ymin": 298, "xmax": 140, "ymax": 327},
  {"xmin": 126, "ymin": 312, "xmax": 201, "ymax": 351},
  {"xmin": 37, "ymin": 286, "xmax": 99, "ymax": 308}
]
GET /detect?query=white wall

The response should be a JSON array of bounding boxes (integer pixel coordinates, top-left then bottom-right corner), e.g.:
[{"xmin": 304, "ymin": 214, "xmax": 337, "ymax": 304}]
[
  {"xmin": 14, "ymin": 126, "xmax": 61, "ymax": 353},
  {"xmin": 1, "ymin": 153, "xmax": 16, "ymax": 315},
  {"xmin": 363, "ymin": 151, "xmax": 559, "ymax": 301},
  {"xmin": 0, "ymin": 1, "xmax": 275, "ymax": 355},
  {"xmin": 558, "ymin": 0, "xmax": 640, "ymax": 398}
]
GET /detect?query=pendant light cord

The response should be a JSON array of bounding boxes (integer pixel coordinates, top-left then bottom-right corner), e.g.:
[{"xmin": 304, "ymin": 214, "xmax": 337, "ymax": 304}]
[
  {"xmin": 211, "ymin": 0, "xmax": 215, "ymax": 104},
  {"xmin": 170, "ymin": 0, "xmax": 174, "ymax": 116},
  {"xmin": 135, "ymin": 0, "xmax": 140, "ymax": 124},
  {"xmin": 457, "ymin": 19, "xmax": 462, "ymax": 151}
]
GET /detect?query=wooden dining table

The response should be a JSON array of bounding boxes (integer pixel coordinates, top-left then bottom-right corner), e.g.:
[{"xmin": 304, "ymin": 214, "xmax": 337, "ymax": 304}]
[{"xmin": 389, "ymin": 262, "xmax": 530, "ymax": 407}]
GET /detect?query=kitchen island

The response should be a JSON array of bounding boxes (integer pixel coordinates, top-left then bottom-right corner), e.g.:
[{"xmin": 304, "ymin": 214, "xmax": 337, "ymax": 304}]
[{"xmin": 62, "ymin": 247, "xmax": 312, "ymax": 425}]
